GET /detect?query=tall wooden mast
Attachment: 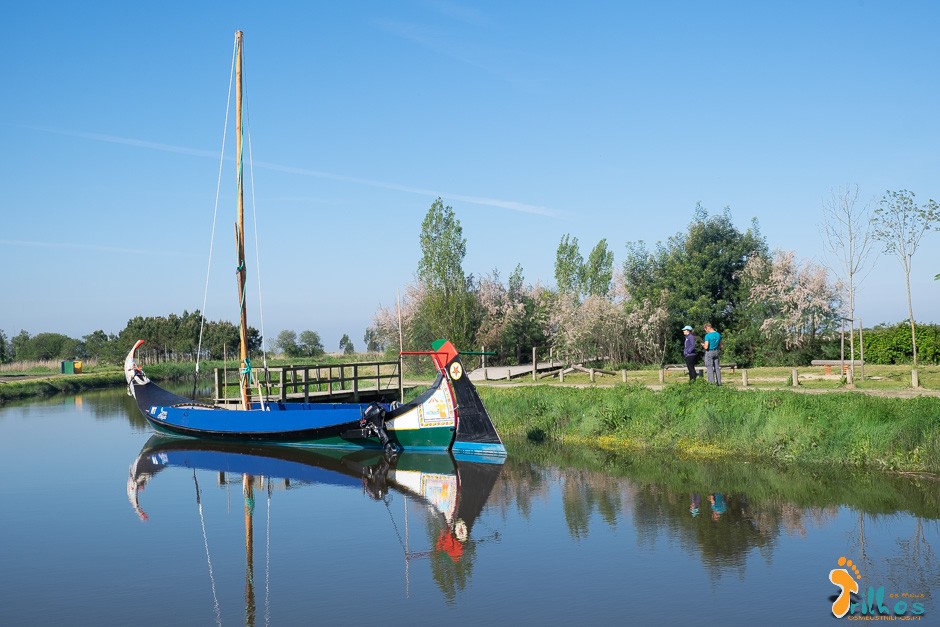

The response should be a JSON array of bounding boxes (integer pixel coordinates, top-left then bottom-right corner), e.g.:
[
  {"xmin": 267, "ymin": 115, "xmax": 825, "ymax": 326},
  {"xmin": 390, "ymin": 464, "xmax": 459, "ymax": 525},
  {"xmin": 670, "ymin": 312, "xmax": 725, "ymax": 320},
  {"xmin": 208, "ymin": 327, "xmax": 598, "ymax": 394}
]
[{"xmin": 234, "ymin": 30, "xmax": 251, "ymax": 411}]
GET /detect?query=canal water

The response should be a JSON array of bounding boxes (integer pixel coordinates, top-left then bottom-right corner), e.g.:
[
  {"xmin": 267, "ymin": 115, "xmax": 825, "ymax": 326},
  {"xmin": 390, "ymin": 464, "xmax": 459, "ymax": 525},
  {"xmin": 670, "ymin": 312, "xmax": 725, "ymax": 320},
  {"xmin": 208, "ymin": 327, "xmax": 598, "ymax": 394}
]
[{"xmin": 0, "ymin": 388, "xmax": 936, "ymax": 625}]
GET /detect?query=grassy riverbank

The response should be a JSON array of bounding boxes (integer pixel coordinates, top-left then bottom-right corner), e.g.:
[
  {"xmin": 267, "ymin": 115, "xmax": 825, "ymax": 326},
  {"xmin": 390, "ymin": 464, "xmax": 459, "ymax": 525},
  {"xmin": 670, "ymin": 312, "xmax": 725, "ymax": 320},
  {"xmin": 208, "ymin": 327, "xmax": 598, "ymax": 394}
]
[
  {"xmin": 478, "ymin": 382, "xmax": 940, "ymax": 473},
  {"xmin": 0, "ymin": 372, "xmax": 124, "ymax": 401},
  {"xmin": 0, "ymin": 362, "xmax": 195, "ymax": 402}
]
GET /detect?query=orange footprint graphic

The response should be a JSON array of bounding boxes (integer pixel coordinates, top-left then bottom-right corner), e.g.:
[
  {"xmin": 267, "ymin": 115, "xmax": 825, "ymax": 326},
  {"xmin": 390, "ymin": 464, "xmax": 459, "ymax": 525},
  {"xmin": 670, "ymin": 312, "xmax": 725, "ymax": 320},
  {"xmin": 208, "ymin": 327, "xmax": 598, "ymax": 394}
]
[{"xmin": 829, "ymin": 556, "xmax": 861, "ymax": 618}]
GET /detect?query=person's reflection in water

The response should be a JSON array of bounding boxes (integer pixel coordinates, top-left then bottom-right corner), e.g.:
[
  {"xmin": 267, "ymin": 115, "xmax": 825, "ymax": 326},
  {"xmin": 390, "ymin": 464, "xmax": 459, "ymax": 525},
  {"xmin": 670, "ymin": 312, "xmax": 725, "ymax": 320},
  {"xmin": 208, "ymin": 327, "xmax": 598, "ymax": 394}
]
[
  {"xmin": 709, "ymin": 492, "xmax": 727, "ymax": 521},
  {"xmin": 690, "ymin": 493, "xmax": 701, "ymax": 518}
]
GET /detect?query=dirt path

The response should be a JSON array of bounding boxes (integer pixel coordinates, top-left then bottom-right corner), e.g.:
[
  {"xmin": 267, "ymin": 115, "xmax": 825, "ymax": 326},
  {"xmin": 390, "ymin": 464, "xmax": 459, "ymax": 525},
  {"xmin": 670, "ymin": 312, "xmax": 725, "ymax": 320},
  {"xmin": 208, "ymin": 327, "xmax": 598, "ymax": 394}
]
[{"xmin": 474, "ymin": 379, "xmax": 940, "ymax": 399}]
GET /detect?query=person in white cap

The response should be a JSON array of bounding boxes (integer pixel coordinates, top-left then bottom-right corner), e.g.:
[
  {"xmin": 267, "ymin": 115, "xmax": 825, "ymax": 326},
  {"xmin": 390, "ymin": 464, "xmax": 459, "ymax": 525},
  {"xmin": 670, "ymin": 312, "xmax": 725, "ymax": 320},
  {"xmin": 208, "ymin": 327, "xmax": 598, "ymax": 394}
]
[{"xmin": 682, "ymin": 325, "xmax": 698, "ymax": 381}]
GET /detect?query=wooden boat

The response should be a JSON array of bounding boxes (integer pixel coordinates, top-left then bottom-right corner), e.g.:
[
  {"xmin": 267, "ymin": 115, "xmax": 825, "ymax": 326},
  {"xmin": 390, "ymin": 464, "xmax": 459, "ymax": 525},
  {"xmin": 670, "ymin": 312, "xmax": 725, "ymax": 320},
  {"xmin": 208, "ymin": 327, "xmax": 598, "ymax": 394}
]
[
  {"xmin": 125, "ymin": 338, "xmax": 505, "ymax": 455},
  {"xmin": 124, "ymin": 31, "xmax": 504, "ymax": 457}
]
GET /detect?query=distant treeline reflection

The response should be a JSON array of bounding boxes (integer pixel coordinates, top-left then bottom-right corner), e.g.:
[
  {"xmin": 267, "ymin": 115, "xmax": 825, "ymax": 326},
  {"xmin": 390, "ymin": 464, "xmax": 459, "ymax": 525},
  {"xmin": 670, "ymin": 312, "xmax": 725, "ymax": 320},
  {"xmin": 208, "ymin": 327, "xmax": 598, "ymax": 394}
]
[{"xmin": 492, "ymin": 439, "xmax": 938, "ymax": 585}]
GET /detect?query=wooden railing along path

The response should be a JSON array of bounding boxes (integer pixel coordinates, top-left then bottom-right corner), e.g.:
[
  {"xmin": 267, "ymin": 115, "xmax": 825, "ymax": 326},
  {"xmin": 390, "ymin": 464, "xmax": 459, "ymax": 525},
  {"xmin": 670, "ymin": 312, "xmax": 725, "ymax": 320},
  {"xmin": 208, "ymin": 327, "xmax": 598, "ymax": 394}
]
[{"xmin": 214, "ymin": 359, "xmax": 407, "ymax": 405}]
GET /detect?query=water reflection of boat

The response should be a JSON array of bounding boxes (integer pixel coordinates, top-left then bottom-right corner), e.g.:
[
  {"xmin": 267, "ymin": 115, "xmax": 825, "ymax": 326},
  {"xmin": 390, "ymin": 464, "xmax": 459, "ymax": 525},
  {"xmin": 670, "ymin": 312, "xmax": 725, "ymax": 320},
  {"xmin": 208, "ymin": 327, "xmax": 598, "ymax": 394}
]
[
  {"xmin": 127, "ymin": 435, "xmax": 503, "ymax": 611},
  {"xmin": 129, "ymin": 434, "xmax": 503, "ymax": 522}
]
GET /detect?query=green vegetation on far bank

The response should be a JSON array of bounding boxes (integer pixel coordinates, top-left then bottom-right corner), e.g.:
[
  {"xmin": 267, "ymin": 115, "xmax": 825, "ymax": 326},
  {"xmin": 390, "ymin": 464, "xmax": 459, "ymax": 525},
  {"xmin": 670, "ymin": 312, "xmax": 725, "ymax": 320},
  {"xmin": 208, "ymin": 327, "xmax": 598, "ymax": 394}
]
[{"xmin": 479, "ymin": 383, "xmax": 940, "ymax": 473}]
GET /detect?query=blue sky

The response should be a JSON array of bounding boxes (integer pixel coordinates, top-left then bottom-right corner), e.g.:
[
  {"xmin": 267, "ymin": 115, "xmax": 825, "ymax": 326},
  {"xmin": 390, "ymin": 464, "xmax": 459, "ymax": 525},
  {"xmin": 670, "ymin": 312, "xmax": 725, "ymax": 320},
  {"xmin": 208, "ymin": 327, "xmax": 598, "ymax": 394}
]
[{"xmin": 2, "ymin": 1, "xmax": 938, "ymax": 351}]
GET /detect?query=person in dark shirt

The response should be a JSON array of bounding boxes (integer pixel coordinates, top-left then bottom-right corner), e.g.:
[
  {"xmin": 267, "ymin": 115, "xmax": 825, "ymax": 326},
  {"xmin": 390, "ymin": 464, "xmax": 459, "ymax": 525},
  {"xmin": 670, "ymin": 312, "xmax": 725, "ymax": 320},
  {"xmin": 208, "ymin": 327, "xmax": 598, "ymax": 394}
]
[{"xmin": 682, "ymin": 325, "xmax": 698, "ymax": 381}]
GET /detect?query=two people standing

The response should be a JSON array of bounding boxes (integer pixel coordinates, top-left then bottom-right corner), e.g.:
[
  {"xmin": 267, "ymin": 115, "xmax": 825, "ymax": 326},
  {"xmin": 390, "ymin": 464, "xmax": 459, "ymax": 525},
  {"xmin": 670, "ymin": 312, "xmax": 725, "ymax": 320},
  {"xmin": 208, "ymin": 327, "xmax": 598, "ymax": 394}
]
[{"xmin": 681, "ymin": 323, "xmax": 722, "ymax": 385}]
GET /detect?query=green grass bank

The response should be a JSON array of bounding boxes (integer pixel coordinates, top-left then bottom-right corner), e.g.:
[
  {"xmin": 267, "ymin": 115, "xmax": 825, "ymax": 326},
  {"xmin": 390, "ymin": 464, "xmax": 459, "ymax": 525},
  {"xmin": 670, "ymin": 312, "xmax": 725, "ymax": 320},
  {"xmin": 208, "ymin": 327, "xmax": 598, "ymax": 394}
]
[{"xmin": 478, "ymin": 382, "xmax": 940, "ymax": 473}]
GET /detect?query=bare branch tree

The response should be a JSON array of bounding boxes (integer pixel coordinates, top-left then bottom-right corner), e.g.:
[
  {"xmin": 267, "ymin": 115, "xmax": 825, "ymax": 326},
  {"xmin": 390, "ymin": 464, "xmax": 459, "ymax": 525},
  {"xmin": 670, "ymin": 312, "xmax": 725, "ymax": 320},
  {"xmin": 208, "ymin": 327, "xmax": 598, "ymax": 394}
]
[
  {"xmin": 821, "ymin": 184, "xmax": 874, "ymax": 376},
  {"xmin": 872, "ymin": 190, "xmax": 940, "ymax": 369}
]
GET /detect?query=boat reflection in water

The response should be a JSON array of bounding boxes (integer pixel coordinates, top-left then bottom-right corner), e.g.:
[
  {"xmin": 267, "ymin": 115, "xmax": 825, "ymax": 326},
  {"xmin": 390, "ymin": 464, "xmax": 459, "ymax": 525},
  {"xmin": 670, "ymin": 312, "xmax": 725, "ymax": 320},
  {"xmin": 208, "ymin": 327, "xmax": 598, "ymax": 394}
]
[{"xmin": 127, "ymin": 436, "xmax": 504, "ymax": 617}]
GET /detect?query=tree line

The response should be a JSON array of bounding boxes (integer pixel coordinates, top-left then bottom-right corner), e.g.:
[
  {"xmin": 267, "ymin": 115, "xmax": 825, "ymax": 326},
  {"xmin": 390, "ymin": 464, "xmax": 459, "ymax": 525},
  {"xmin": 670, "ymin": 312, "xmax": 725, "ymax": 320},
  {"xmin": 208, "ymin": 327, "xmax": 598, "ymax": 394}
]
[
  {"xmin": 2, "ymin": 190, "xmax": 936, "ymax": 369},
  {"xmin": 0, "ymin": 312, "xmax": 261, "ymax": 365},
  {"xmin": 367, "ymin": 192, "xmax": 939, "ymax": 368}
]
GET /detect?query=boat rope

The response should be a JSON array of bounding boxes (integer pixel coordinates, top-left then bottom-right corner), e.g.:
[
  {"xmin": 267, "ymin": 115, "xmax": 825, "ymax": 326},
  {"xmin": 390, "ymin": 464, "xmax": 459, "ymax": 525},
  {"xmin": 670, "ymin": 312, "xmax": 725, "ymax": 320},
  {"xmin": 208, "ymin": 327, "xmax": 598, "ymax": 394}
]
[
  {"xmin": 193, "ymin": 471, "xmax": 223, "ymax": 627},
  {"xmin": 383, "ymin": 495, "xmax": 407, "ymax": 553},
  {"xmin": 194, "ymin": 34, "xmax": 238, "ymax": 380},
  {"xmin": 244, "ymin": 80, "xmax": 271, "ymax": 400}
]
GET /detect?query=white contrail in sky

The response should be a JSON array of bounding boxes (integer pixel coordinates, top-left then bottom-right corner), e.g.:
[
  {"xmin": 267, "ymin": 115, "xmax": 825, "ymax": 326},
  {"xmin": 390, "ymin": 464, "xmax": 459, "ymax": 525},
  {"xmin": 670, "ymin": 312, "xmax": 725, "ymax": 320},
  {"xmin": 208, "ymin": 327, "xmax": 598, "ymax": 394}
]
[
  {"xmin": 0, "ymin": 238, "xmax": 190, "ymax": 256},
  {"xmin": 28, "ymin": 126, "xmax": 561, "ymax": 217}
]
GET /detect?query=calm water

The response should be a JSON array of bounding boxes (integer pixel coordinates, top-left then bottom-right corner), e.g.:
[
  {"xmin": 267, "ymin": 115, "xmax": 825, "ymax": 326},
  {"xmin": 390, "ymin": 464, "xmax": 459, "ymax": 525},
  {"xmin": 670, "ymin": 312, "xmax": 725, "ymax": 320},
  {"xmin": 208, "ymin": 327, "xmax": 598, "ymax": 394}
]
[{"xmin": 1, "ymin": 388, "xmax": 937, "ymax": 625}]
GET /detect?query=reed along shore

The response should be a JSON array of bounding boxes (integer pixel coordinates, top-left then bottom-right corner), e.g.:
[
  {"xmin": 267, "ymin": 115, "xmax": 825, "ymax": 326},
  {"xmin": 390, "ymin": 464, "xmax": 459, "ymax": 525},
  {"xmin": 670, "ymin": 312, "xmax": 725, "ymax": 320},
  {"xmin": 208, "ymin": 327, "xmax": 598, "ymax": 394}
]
[{"xmin": 478, "ymin": 383, "xmax": 940, "ymax": 473}]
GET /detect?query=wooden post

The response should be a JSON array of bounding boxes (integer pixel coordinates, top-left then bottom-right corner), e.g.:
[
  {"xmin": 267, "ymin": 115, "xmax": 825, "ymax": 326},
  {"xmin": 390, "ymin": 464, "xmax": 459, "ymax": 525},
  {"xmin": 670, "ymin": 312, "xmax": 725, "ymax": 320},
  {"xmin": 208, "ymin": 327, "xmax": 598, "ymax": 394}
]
[
  {"xmin": 532, "ymin": 347, "xmax": 537, "ymax": 382},
  {"xmin": 791, "ymin": 369, "xmax": 799, "ymax": 387},
  {"xmin": 859, "ymin": 318, "xmax": 865, "ymax": 382},
  {"xmin": 559, "ymin": 368, "xmax": 564, "ymax": 383},
  {"xmin": 912, "ymin": 369, "xmax": 919, "ymax": 388},
  {"xmin": 590, "ymin": 368, "xmax": 595, "ymax": 383},
  {"xmin": 398, "ymin": 355, "xmax": 404, "ymax": 403},
  {"xmin": 658, "ymin": 369, "xmax": 664, "ymax": 384},
  {"xmin": 621, "ymin": 369, "xmax": 627, "ymax": 383},
  {"xmin": 279, "ymin": 368, "xmax": 286, "ymax": 402},
  {"xmin": 482, "ymin": 346, "xmax": 486, "ymax": 370},
  {"xmin": 214, "ymin": 368, "xmax": 221, "ymax": 401},
  {"xmin": 741, "ymin": 370, "xmax": 748, "ymax": 387},
  {"xmin": 840, "ymin": 319, "xmax": 845, "ymax": 376},
  {"xmin": 353, "ymin": 364, "xmax": 359, "ymax": 402},
  {"xmin": 846, "ymin": 366, "xmax": 853, "ymax": 386}
]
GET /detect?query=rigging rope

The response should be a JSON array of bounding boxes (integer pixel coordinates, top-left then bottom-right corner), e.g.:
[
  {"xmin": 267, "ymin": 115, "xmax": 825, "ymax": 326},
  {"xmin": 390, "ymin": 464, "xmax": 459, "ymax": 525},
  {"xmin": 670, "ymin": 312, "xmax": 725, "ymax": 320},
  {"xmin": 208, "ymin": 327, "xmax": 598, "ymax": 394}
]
[
  {"xmin": 195, "ymin": 34, "xmax": 238, "ymax": 379},
  {"xmin": 244, "ymin": 62, "xmax": 271, "ymax": 409},
  {"xmin": 383, "ymin": 494, "xmax": 407, "ymax": 553},
  {"xmin": 193, "ymin": 471, "xmax": 223, "ymax": 627}
]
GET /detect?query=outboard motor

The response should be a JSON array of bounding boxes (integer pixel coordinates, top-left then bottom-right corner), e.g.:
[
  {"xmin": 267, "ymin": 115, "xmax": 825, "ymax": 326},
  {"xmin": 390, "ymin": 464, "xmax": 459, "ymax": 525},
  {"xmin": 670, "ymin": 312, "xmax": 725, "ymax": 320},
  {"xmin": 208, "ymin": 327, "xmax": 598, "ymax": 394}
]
[{"xmin": 360, "ymin": 403, "xmax": 398, "ymax": 456}]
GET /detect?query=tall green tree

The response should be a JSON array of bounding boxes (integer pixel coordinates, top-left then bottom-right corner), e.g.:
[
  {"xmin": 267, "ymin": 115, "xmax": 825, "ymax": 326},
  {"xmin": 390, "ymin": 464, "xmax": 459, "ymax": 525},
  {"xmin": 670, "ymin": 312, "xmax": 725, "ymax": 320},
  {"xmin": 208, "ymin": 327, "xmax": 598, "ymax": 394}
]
[
  {"xmin": 872, "ymin": 189, "xmax": 940, "ymax": 369},
  {"xmin": 415, "ymin": 198, "xmax": 477, "ymax": 349},
  {"xmin": 0, "ymin": 330, "xmax": 8, "ymax": 363},
  {"xmin": 623, "ymin": 206, "xmax": 768, "ymax": 361},
  {"xmin": 554, "ymin": 234, "xmax": 584, "ymax": 296},
  {"xmin": 339, "ymin": 333, "xmax": 355, "ymax": 354},
  {"xmin": 363, "ymin": 327, "xmax": 384, "ymax": 353},
  {"xmin": 298, "ymin": 330, "xmax": 325, "ymax": 357},
  {"xmin": 274, "ymin": 330, "xmax": 300, "ymax": 357},
  {"xmin": 583, "ymin": 239, "xmax": 614, "ymax": 297}
]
